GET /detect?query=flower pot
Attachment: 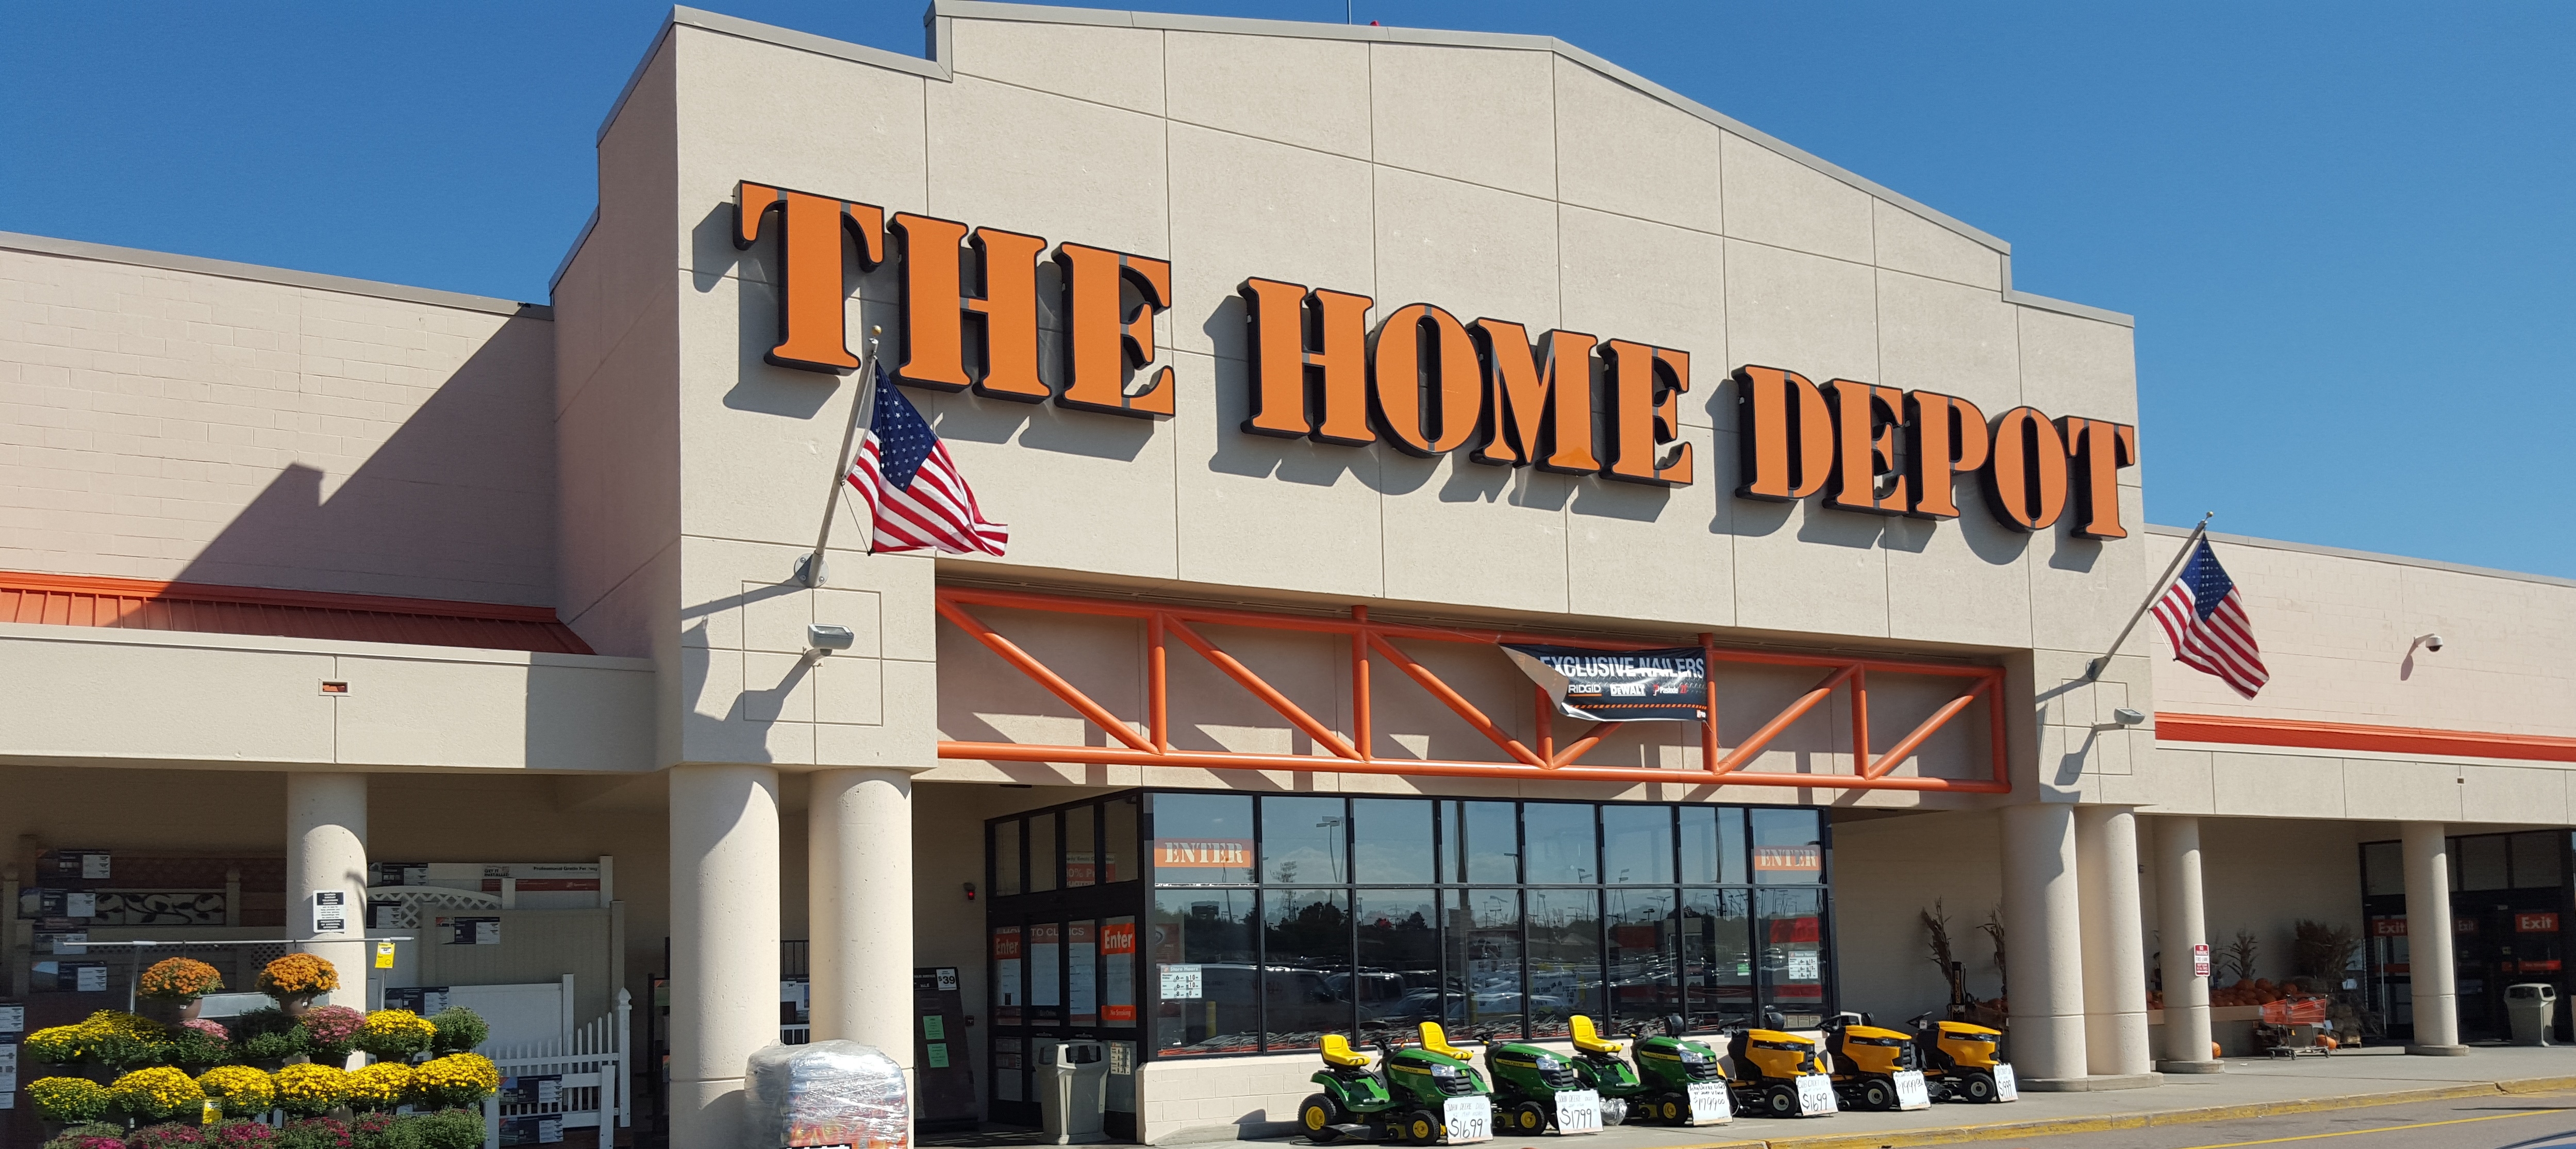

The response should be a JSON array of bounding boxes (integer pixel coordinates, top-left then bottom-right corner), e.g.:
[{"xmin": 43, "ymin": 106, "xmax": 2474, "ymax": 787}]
[
  {"xmin": 278, "ymin": 993, "xmax": 316, "ymax": 1018},
  {"xmin": 136, "ymin": 997, "xmax": 204, "ymax": 1027}
]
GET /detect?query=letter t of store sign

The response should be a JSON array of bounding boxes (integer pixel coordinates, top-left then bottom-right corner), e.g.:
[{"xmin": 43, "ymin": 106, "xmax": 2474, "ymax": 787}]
[{"xmin": 734, "ymin": 183, "xmax": 886, "ymax": 373}]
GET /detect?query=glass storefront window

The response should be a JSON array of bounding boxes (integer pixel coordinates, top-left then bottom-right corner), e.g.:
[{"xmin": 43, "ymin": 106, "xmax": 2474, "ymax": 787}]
[
  {"xmin": 1264, "ymin": 889, "xmax": 1352, "ymax": 1050},
  {"xmin": 2362, "ymin": 841, "xmax": 2402, "ymax": 896},
  {"xmin": 1605, "ymin": 888, "xmax": 1676, "ymax": 1026},
  {"xmin": 1523, "ymin": 802, "xmax": 1597, "ymax": 883},
  {"xmin": 1152, "ymin": 793, "xmax": 1254, "ymax": 884},
  {"xmin": 1104, "ymin": 796, "xmax": 1139, "ymax": 883},
  {"xmin": 1354, "ymin": 798, "xmax": 1435, "ymax": 884},
  {"xmin": 1444, "ymin": 800, "xmax": 1518, "ymax": 883},
  {"xmin": 1150, "ymin": 889, "xmax": 1256, "ymax": 1055},
  {"xmin": 1758, "ymin": 888, "xmax": 1829, "ymax": 1027},
  {"xmin": 1264, "ymin": 796, "xmax": 1347, "ymax": 884},
  {"xmin": 1031, "ymin": 813, "xmax": 1058, "ymax": 893},
  {"xmin": 1526, "ymin": 889, "xmax": 1602, "ymax": 1037},
  {"xmin": 2461, "ymin": 835, "xmax": 2509, "ymax": 891},
  {"xmin": 2513, "ymin": 832, "xmax": 2561, "ymax": 889},
  {"xmin": 1751, "ymin": 808, "xmax": 1824, "ymax": 885},
  {"xmin": 1681, "ymin": 806, "xmax": 1747, "ymax": 884},
  {"xmin": 1446, "ymin": 889, "xmax": 1524, "ymax": 1038},
  {"xmin": 1602, "ymin": 805, "xmax": 1673, "ymax": 885},
  {"xmin": 1067, "ymin": 806, "xmax": 1096, "ymax": 888},
  {"xmin": 1356, "ymin": 890, "xmax": 1440, "ymax": 1032},
  {"xmin": 994, "ymin": 819, "xmax": 1022, "ymax": 897},
  {"xmin": 1682, "ymin": 888, "xmax": 1753, "ymax": 1029}
]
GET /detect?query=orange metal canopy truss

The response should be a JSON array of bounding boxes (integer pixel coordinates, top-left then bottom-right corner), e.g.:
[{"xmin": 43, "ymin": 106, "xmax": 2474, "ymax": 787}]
[{"xmin": 935, "ymin": 586, "xmax": 2011, "ymax": 793}]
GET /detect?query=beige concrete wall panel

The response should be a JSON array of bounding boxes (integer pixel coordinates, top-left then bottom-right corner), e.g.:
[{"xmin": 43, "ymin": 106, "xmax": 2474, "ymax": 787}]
[
  {"xmin": 1825, "ymin": 810, "xmax": 2006, "ymax": 1027},
  {"xmin": 1729, "ymin": 500, "xmax": 1889, "ymax": 639},
  {"xmin": 2134, "ymin": 747, "xmax": 2217, "ymax": 814},
  {"xmin": 2208, "ymin": 751, "xmax": 2346, "ymax": 818},
  {"xmin": 334, "ymin": 654, "xmax": 655, "ymax": 771},
  {"xmin": 937, "ymin": 605, "xmax": 1144, "ymax": 748},
  {"xmin": 1368, "ymin": 44, "xmax": 1556, "ymax": 199},
  {"xmin": 922, "ymin": 387, "xmax": 1181, "ymax": 579},
  {"xmin": 672, "ymin": 273, "xmax": 885, "ymax": 548},
  {"xmin": 1551, "ymin": 59, "xmax": 1721, "ymax": 234},
  {"xmin": 2016, "ymin": 306, "xmax": 2138, "ymax": 426},
  {"xmin": 951, "ymin": 18, "xmax": 1164, "ymax": 115},
  {"xmin": 2025, "ymin": 507, "xmax": 2150, "ymax": 660},
  {"xmin": 556, "ymin": 277, "xmax": 680, "ymax": 656},
  {"xmin": 1719, "ymin": 134, "xmax": 1872, "ymax": 264},
  {"xmin": 1706, "ymin": 662, "xmax": 1851, "ymax": 778},
  {"xmin": 1373, "ymin": 167, "xmax": 1559, "ymax": 332},
  {"xmin": 0, "ymin": 629, "xmax": 335, "ymax": 763},
  {"xmin": 1873, "ymin": 269, "xmax": 2019, "ymax": 413},
  {"xmin": 1361, "ymin": 637, "xmax": 1542, "ymax": 765},
  {"xmin": 1165, "ymin": 621, "xmax": 1346, "ymax": 757},
  {"xmin": 1565, "ymin": 424, "xmax": 1732, "ymax": 627},
  {"xmin": 569, "ymin": 41, "xmax": 680, "ymax": 380},
  {"xmin": 1553, "ymin": 207, "xmax": 1725, "ymax": 428},
  {"xmin": 1872, "ymin": 200, "xmax": 2002, "ymax": 290},
  {"xmin": 2341, "ymin": 757, "xmax": 2463, "ymax": 822},
  {"xmin": 1165, "ymin": 31, "xmax": 1372, "ymax": 159},
  {"xmin": 1375, "ymin": 451, "xmax": 1571, "ymax": 615},
  {"xmin": 1167, "ymin": 125, "xmax": 1374, "ymax": 359},
  {"xmin": 1173, "ymin": 352, "xmax": 1384, "ymax": 598},
  {"xmin": 1883, "ymin": 508, "xmax": 2034, "ymax": 649},
  {"xmin": 674, "ymin": 28, "xmax": 929, "ymax": 281},
  {"xmin": 2461, "ymin": 764, "xmax": 2569, "ymax": 826},
  {"xmin": 1722, "ymin": 239, "xmax": 1877, "ymax": 394},
  {"xmin": 927, "ymin": 75, "xmax": 1169, "ymax": 257},
  {"xmin": 1852, "ymin": 671, "xmax": 1993, "ymax": 781}
]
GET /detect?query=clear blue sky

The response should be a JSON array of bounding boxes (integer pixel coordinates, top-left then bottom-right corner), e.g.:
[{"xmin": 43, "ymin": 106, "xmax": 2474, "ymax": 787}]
[{"xmin": 5, "ymin": 2, "xmax": 2569, "ymax": 577}]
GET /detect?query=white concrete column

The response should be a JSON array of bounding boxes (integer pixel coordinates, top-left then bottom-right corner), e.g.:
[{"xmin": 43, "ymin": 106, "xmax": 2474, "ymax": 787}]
[
  {"xmin": 809, "ymin": 767, "xmax": 915, "ymax": 1061},
  {"xmin": 670, "ymin": 764, "xmax": 785, "ymax": 1147},
  {"xmin": 285, "ymin": 773, "xmax": 368, "ymax": 1000},
  {"xmin": 2002, "ymin": 802, "xmax": 2088, "ymax": 1083},
  {"xmin": 2403, "ymin": 822, "xmax": 2467, "ymax": 1054},
  {"xmin": 2076, "ymin": 806, "xmax": 2155, "ymax": 1079},
  {"xmin": 2152, "ymin": 816, "xmax": 2218, "ymax": 1070}
]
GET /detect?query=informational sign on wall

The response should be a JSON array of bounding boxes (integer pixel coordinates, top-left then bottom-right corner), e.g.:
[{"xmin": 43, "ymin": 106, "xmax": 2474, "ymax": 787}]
[
  {"xmin": 1067, "ymin": 921, "xmax": 1098, "ymax": 1027},
  {"xmin": 2192, "ymin": 943, "xmax": 2212, "ymax": 977},
  {"xmin": 1159, "ymin": 964, "xmax": 1203, "ymax": 999},
  {"xmin": 1503, "ymin": 644, "xmax": 1710, "ymax": 723},
  {"xmin": 1101, "ymin": 917, "xmax": 1137, "ymax": 1025},
  {"xmin": 312, "ymin": 891, "xmax": 348, "ymax": 934},
  {"xmin": 993, "ymin": 926, "xmax": 1022, "ymax": 1024}
]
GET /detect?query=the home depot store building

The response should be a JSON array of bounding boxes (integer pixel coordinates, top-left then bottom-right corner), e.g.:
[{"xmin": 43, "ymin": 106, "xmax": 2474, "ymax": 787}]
[{"xmin": 5, "ymin": 2, "xmax": 2574, "ymax": 1145}]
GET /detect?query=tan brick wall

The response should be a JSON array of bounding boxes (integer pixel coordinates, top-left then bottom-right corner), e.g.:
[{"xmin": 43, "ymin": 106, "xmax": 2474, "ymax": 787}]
[{"xmin": 0, "ymin": 245, "xmax": 556, "ymax": 605}]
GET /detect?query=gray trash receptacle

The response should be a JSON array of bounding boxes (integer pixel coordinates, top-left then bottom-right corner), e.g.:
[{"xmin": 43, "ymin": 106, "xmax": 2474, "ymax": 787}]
[
  {"xmin": 2507, "ymin": 983, "xmax": 2557, "ymax": 1046},
  {"xmin": 1039, "ymin": 1039, "xmax": 1110, "ymax": 1144}
]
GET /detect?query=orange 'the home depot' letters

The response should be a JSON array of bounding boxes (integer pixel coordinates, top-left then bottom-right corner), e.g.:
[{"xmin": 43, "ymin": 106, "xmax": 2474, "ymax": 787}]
[
  {"xmin": 2058, "ymin": 416, "xmax": 2139, "ymax": 539},
  {"xmin": 1471, "ymin": 320, "xmax": 1600, "ymax": 473},
  {"xmin": 1983, "ymin": 406, "xmax": 2071, "ymax": 531},
  {"xmin": 1902, "ymin": 390, "xmax": 1990, "ymax": 519},
  {"xmin": 1239, "ymin": 278, "xmax": 1374, "ymax": 444},
  {"xmin": 1056, "ymin": 243, "xmax": 1175, "ymax": 418},
  {"xmin": 1734, "ymin": 366, "xmax": 1834, "ymax": 500},
  {"xmin": 1369, "ymin": 303, "xmax": 1483, "ymax": 455},
  {"xmin": 890, "ymin": 213, "xmax": 1047, "ymax": 401},
  {"xmin": 1602, "ymin": 340, "xmax": 1692, "ymax": 486},
  {"xmin": 1826, "ymin": 379, "xmax": 1908, "ymax": 514},
  {"xmin": 733, "ymin": 182, "xmax": 885, "ymax": 373}
]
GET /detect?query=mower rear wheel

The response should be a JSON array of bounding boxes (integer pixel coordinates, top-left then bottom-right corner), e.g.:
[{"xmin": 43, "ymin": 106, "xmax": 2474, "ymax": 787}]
[
  {"xmin": 1763, "ymin": 1082, "xmax": 1801, "ymax": 1118},
  {"xmin": 1958, "ymin": 1072, "xmax": 1998, "ymax": 1104},
  {"xmin": 1404, "ymin": 1109, "xmax": 1440, "ymax": 1144},
  {"xmin": 1857, "ymin": 1079, "xmax": 1895, "ymax": 1111},
  {"xmin": 1509, "ymin": 1102, "xmax": 1548, "ymax": 1132},
  {"xmin": 1300, "ymin": 1094, "xmax": 1346, "ymax": 1141}
]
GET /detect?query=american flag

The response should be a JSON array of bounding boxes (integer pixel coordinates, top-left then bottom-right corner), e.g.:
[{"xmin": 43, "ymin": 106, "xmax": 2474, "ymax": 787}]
[
  {"xmin": 2151, "ymin": 538, "xmax": 2267, "ymax": 698},
  {"xmin": 848, "ymin": 365, "xmax": 1007, "ymax": 556}
]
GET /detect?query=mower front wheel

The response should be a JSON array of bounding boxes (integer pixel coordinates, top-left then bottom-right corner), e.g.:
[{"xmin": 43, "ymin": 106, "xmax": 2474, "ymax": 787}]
[
  {"xmin": 1507, "ymin": 1101, "xmax": 1548, "ymax": 1132},
  {"xmin": 1957, "ymin": 1071, "xmax": 1998, "ymax": 1103},
  {"xmin": 1856, "ymin": 1078, "xmax": 1895, "ymax": 1112},
  {"xmin": 1300, "ymin": 1094, "xmax": 1347, "ymax": 1141},
  {"xmin": 1762, "ymin": 1082, "xmax": 1801, "ymax": 1118},
  {"xmin": 1403, "ymin": 1108, "xmax": 1440, "ymax": 1144}
]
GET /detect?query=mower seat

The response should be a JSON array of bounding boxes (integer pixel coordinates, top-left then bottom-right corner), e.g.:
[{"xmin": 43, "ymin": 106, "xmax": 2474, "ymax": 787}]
[
  {"xmin": 1322, "ymin": 1034, "xmax": 1372, "ymax": 1068},
  {"xmin": 1418, "ymin": 1022, "xmax": 1470, "ymax": 1060},
  {"xmin": 1570, "ymin": 1015, "xmax": 1623, "ymax": 1055}
]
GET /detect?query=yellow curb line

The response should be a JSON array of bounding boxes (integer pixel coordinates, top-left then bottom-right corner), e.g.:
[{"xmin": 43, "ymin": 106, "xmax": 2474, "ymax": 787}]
[{"xmin": 1630, "ymin": 1073, "xmax": 2576, "ymax": 1149}]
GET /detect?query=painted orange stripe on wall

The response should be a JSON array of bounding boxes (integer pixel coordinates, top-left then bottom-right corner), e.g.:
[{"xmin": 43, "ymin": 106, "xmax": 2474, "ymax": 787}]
[
  {"xmin": 0, "ymin": 570, "xmax": 592, "ymax": 655},
  {"xmin": 2157, "ymin": 712, "xmax": 2576, "ymax": 764}
]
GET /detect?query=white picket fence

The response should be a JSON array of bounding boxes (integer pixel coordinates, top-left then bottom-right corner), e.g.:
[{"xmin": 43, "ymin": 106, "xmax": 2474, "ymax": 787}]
[{"xmin": 478, "ymin": 989, "xmax": 630, "ymax": 1149}]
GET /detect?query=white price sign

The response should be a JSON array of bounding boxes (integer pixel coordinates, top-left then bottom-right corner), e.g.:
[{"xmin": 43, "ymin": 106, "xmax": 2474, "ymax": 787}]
[
  {"xmin": 1684, "ymin": 1080, "xmax": 1731, "ymax": 1124},
  {"xmin": 1553, "ymin": 1089, "xmax": 1602, "ymax": 1134},
  {"xmin": 1992, "ymin": 1063, "xmax": 2019, "ymax": 1102},
  {"xmin": 1158, "ymin": 964, "xmax": 1203, "ymax": 999},
  {"xmin": 1442, "ymin": 1097, "xmax": 1492, "ymax": 1143},
  {"xmin": 1892, "ymin": 1070, "xmax": 1931, "ymax": 1110},
  {"xmin": 1795, "ymin": 1074, "xmax": 1837, "ymax": 1115},
  {"xmin": 2192, "ymin": 943, "xmax": 2213, "ymax": 978}
]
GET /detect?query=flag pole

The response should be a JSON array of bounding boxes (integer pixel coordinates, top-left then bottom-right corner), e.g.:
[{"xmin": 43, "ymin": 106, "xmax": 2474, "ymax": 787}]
[
  {"xmin": 2085, "ymin": 511, "xmax": 2215, "ymax": 680},
  {"xmin": 796, "ymin": 327, "xmax": 882, "ymax": 588}
]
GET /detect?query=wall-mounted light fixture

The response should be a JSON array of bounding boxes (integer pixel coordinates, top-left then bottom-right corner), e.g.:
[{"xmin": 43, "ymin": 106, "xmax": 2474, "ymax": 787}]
[
  {"xmin": 805, "ymin": 623, "xmax": 855, "ymax": 659},
  {"xmin": 2112, "ymin": 708, "xmax": 2146, "ymax": 726}
]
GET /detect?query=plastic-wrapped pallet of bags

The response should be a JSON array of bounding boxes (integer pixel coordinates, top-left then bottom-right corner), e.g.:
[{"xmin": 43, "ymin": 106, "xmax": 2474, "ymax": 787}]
[{"xmin": 748, "ymin": 1040, "xmax": 910, "ymax": 1149}]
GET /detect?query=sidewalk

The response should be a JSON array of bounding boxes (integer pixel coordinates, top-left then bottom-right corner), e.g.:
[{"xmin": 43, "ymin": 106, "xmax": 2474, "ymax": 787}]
[{"xmin": 1184, "ymin": 1045, "xmax": 2576, "ymax": 1149}]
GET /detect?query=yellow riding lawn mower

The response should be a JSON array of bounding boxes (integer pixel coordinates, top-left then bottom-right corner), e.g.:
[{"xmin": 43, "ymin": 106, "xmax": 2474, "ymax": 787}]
[
  {"xmin": 1722, "ymin": 1014, "xmax": 1837, "ymax": 1118},
  {"xmin": 1821, "ymin": 1012, "xmax": 1933, "ymax": 1111}
]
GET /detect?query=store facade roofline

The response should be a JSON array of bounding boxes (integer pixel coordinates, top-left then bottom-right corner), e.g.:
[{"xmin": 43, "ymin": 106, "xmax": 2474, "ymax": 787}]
[
  {"xmin": 619, "ymin": 3, "xmax": 2099, "ymax": 282},
  {"xmin": 0, "ymin": 231, "xmax": 550, "ymax": 320},
  {"xmin": 2146, "ymin": 523, "xmax": 2576, "ymax": 590}
]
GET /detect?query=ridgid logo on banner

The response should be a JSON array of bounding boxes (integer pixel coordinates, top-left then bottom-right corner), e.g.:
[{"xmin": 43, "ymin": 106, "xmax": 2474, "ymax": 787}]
[{"xmin": 735, "ymin": 182, "xmax": 2139, "ymax": 538}]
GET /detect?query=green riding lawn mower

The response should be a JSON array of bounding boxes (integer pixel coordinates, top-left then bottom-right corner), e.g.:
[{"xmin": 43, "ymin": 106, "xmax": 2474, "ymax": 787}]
[
  {"xmin": 1565, "ymin": 1014, "xmax": 1738, "ymax": 1127},
  {"xmin": 1298, "ymin": 1025, "xmax": 1495, "ymax": 1145}
]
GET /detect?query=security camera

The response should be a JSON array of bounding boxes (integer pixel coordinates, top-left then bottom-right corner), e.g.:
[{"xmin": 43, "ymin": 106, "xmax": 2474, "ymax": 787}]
[
  {"xmin": 2416, "ymin": 633, "xmax": 2444, "ymax": 653},
  {"xmin": 805, "ymin": 623, "xmax": 856, "ymax": 656}
]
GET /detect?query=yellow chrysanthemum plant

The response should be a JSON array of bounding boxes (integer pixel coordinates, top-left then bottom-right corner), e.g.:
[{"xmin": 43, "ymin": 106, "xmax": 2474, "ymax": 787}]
[
  {"xmin": 274, "ymin": 1061, "xmax": 351, "ymax": 1118},
  {"xmin": 196, "ymin": 1064, "xmax": 279, "ymax": 1118},
  {"xmin": 343, "ymin": 1060, "xmax": 416, "ymax": 1112},
  {"xmin": 355, "ymin": 1008, "xmax": 439, "ymax": 1061},
  {"xmin": 108, "ymin": 1065, "xmax": 207, "ymax": 1122},
  {"xmin": 409, "ymin": 1053, "xmax": 503, "ymax": 1109},
  {"xmin": 26, "ymin": 1010, "xmax": 172, "ymax": 1070},
  {"xmin": 28, "ymin": 1076, "xmax": 112, "ymax": 1124}
]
